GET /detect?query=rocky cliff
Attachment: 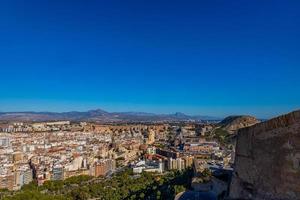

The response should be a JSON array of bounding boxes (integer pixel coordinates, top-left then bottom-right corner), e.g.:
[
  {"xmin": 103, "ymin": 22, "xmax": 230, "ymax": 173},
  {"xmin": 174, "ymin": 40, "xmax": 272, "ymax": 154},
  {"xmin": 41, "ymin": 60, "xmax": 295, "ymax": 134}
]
[{"xmin": 229, "ymin": 110, "xmax": 300, "ymax": 200}]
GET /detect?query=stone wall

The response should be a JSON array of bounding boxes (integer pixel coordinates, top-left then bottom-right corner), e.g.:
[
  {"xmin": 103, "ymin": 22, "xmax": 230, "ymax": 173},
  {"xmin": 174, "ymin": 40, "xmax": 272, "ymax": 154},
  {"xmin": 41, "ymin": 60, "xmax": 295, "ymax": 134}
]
[{"xmin": 229, "ymin": 110, "xmax": 300, "ymax": 200}]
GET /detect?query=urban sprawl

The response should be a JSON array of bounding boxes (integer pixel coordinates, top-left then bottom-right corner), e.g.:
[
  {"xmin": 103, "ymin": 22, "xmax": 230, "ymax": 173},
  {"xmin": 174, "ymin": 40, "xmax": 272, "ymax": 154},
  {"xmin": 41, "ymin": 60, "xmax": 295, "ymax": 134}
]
[{"xmin": 0, "ymin": 120, "xmax": 234, "ymax": 197}]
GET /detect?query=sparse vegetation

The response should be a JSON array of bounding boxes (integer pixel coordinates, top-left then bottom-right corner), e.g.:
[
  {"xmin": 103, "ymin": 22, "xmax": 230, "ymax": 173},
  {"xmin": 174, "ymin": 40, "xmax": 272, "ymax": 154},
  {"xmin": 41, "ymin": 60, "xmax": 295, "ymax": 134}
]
[{"xmin": 210, "ymin": 128, "xmax": 233, "ymax": 147}]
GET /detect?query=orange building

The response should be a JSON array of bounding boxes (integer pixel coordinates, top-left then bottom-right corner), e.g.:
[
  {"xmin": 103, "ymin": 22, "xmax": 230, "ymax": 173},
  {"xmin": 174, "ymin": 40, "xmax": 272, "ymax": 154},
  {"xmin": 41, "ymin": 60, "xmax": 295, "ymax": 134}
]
[
  {"xmin": 94, "ymin": 159, "xmax": 115, "ymax": 177},
  {"xmin": 0, "ymin": 174, "xmax": 14, "ymax": 190}
]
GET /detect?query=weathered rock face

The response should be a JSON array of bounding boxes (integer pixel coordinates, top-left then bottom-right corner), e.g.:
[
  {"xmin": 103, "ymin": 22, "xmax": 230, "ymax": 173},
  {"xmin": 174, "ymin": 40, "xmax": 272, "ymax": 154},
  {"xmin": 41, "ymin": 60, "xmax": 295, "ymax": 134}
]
[
  {"xmin": 219, "ymin": 116, "xmax": 260, "ymax": 133},
  {"xmin": 229, "ymin": 110, "xmax": 300, "ymax": 200}
]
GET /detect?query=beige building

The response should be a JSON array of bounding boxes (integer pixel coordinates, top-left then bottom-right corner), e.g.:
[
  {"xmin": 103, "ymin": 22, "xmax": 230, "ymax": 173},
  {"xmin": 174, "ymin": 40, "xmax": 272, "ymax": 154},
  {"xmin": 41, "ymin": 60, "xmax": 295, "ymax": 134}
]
[{"xmin": 147, "ymin": 130, "xmax": 155, "ymax": 145}]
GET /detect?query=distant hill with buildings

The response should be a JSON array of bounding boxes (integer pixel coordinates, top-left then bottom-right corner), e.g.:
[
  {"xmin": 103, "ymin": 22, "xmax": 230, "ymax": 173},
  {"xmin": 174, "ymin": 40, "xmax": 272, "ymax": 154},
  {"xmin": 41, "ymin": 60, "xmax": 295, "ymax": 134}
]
[{"xmin": 0, "ymin": 109, "xmax": 220, "ymax": 122}]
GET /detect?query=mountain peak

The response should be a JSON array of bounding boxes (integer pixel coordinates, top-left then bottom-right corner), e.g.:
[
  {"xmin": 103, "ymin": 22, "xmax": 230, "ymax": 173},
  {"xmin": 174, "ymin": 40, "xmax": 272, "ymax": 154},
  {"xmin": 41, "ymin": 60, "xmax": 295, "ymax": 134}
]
[
  {"xmin": 87, "ymin": 109, "xmax": 108, "ymax": 113},
  {"xmin": 173, "ymin": 112, "xmax": 187, "ymax": 116}
]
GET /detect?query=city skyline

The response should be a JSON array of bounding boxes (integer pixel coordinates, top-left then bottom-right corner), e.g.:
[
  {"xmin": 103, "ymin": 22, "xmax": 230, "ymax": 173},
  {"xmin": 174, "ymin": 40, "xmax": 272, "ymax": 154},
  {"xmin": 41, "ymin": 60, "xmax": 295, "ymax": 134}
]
[{"xmin": 1, "ymin": 0, "xmax": 300, "ymax": 118}]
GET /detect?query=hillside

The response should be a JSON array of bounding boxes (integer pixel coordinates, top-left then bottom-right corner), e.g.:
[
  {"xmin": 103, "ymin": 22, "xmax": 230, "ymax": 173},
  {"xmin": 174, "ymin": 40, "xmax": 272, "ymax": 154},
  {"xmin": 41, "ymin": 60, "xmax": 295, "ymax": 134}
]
[
  {"xmin": 209, "ymin": 115, "xmax": 260, "ymax": 148},
  {"xmin": 219, "ymin": 115, "xmax": 260, "ymax": 133}
]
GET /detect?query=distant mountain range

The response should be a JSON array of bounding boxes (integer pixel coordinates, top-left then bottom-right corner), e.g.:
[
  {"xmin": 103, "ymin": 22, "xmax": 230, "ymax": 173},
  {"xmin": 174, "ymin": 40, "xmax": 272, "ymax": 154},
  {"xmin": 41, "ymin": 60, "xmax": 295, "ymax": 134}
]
[{"xmin": 0, "ymin": 109, "xmax": 221, "ymax": 123}]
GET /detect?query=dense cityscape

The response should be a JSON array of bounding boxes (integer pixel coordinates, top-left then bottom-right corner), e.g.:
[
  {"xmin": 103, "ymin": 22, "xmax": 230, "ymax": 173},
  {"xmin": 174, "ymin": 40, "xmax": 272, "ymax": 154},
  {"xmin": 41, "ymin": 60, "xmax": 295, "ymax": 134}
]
[
  {"xmin": 0, "ymin": 110, "xmax": 300, "ymax": 200},
  {"xmin": 0, "ymin": 117, "xmax": 237, "ymax": 199}
]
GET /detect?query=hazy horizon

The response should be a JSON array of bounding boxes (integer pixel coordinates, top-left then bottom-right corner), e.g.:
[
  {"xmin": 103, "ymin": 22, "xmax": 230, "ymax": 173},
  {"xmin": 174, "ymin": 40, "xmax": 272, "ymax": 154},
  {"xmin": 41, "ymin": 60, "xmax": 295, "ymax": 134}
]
[{"xmin": 0, "ymin": 102, "xmax": 298, "ymax": 119}]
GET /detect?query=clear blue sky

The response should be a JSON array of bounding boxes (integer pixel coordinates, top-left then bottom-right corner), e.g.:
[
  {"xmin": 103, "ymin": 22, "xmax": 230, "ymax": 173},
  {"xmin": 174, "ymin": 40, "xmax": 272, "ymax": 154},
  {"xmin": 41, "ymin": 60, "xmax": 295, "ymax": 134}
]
[{"xmin": 0, "ymin": 0, "xmax": 299, "ymax": 118}]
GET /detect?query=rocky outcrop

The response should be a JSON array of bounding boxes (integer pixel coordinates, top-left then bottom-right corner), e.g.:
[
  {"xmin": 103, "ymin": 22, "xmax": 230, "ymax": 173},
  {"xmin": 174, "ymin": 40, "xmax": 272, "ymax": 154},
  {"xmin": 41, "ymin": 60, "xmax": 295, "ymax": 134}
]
[
  {"xmin": 219, "ymin": 116, "xmax": 260, "ymax": 133},
  {"xmin": 229, "ymin": 110, "xmax": 300, "ymax": 200}
]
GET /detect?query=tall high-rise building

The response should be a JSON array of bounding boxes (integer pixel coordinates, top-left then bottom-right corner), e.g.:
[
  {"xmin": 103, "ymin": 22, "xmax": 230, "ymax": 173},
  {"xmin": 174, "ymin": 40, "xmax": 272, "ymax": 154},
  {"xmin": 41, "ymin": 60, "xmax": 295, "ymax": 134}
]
[
  {"xmin": 23, "ymin": 169, "xmax": 33, "ymax": 185},
  {"xmin": 147, "ymin": 130, "xmax": 155, "ymax": 145},
  {"xmin": 0, "ymin": 137, "xmax": 10, "ymax": 147},
  {"xmin": 0, "ymin": 174, "xmax": 14, "ymax": 190},
  {"xmin": 94, "ymin": 159, "xmax": 116, "ymax": 177},
  {"xmin": 52, "ymin": 165, "xmax": 64, "ymax": 180}
]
